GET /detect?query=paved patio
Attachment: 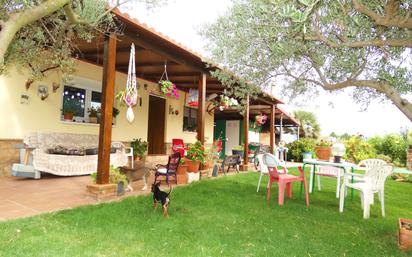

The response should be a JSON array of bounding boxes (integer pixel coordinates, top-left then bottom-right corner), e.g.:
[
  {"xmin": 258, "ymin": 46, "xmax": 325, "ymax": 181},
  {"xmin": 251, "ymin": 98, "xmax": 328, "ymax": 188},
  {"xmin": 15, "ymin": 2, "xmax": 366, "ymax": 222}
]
[
  {"xmin": 0, "ymin": 161, "xmax": 301, "ymax": 222},
  {"xmin": 0, "ymin": 174, "xmax": 152, "ymax": 221}
]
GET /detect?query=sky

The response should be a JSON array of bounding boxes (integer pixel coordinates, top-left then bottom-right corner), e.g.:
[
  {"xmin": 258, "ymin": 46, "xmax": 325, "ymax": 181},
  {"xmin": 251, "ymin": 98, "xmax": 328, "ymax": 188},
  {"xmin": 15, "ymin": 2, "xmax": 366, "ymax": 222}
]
[{"xmin": 127, "ymin": 0, "xmax": 412, "ymax": 137}]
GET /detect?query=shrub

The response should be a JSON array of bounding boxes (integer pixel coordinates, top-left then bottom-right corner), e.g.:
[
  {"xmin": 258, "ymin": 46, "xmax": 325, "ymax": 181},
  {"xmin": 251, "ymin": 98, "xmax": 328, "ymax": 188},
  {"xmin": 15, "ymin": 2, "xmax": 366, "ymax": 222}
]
[
  {"xmin": 375, "ymin": 154, "xmax": 392, "ymax": 163},
  {"xmin": 344, "ymin": 136, "xmax": 376, "ymax": 163},
  {"xmin": 368, "ymin": 134, "xmax": 407, "ymax": 167},
  {"xmin": 287, "ymin": 138, "xmax": 316, "ymax": 162}
]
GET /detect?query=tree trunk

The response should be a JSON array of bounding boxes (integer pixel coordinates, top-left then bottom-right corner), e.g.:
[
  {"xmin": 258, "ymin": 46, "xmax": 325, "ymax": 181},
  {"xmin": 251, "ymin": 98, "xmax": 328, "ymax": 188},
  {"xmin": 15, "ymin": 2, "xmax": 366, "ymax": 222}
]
[{"xmin": 0, "ymin": 0, "xmax": 70, "ymax": 71}]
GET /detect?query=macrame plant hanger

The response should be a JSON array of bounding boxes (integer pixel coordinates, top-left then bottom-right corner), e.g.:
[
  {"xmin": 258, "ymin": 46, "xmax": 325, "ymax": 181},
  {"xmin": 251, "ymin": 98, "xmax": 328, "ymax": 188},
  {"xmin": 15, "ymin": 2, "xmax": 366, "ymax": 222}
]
[
  {"xmin": 159, "ymin": 60, "xmax": 169, "ymax": 82},
  {"xmin": 124, "ymin": 43, "xmax": 138, "ymax": 123}
]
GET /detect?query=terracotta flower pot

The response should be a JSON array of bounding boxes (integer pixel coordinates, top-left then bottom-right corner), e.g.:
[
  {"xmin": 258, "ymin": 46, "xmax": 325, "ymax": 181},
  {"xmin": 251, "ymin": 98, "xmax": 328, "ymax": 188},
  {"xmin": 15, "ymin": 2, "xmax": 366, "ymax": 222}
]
[
  {"xmin": 399, "ymin": 218, "xmax": 412, "ymax": 250},
  {"xmin": 177, "ymin": 164, "xmax": 188, "ymax": 175},
  {"xmin": 315, "ymin": 146, "xmax": 332, "ymax": 161},
  {"xmin": 63, "ymin": 112, "xmax": 74, "ymax": 121},
  {"xmin": 186, "ymin": 159, "xmax": 200, "ymax": 173},
  {"xmin": 89, "ymin": 117, "xmax": 98, "ymax": 123}
]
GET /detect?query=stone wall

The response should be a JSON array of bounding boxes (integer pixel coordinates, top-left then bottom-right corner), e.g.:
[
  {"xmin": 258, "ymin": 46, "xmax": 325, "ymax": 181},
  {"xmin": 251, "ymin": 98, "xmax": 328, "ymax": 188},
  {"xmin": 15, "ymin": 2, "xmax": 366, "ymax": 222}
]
[
  {"xmin": 407, "ymin": 148, "xmax": 412, "ymax": 171},
  {"xmin": 0, "ymin": 139, "xmax": 22, "ymax": 177}
]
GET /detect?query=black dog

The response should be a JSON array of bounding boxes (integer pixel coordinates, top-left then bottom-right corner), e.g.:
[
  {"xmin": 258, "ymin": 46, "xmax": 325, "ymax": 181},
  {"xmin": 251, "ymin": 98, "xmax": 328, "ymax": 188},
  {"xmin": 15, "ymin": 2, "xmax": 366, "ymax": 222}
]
[{"xmin": 151, "ymin": 182, "xmax": 172, "ymax": 218}]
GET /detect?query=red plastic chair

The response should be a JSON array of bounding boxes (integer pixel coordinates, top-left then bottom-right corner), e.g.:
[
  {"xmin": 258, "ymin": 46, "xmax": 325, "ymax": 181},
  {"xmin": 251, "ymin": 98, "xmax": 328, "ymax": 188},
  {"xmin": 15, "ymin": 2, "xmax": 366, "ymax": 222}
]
[
  {"xmin": 172, "ymin": 139, "xmax": 186, "ymax": 157},
  {"xmin": 263, "ymin": 153, "xmax": 309, "ymax": 207}
]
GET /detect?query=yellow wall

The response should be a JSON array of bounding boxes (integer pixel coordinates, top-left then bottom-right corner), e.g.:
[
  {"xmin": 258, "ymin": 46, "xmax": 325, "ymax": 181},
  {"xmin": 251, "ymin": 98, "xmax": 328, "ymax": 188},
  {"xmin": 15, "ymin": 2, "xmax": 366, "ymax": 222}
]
[{"xmin": 0, "ymin": 60, "xmax": 214, "ymax": 144}]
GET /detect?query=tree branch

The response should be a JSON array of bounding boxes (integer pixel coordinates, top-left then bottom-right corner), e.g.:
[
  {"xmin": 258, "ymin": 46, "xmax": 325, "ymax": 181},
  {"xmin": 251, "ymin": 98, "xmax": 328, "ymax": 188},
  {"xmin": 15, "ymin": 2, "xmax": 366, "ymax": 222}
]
[
  {"xmin": 0, "ymin": 0, "xmax": 70, "ymax": 71},
  {"xmin": 305, "ymin": 33, "xmax": 412, "ymax": 48},
  {"xmin": 63, "ymin": 4, "xmax": 88, "ymax": 25},
  {"xmin": 353, "ymin": 0, "xmax": 412, "ymax": 29}
]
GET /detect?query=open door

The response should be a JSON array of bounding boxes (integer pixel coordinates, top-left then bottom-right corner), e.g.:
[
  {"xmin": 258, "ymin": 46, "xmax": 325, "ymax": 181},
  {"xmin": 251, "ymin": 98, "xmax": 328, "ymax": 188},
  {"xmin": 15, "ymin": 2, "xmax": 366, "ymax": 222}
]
[{"xmin": 147, "ymin": 95, "xmax": 166, "ymax": 154}]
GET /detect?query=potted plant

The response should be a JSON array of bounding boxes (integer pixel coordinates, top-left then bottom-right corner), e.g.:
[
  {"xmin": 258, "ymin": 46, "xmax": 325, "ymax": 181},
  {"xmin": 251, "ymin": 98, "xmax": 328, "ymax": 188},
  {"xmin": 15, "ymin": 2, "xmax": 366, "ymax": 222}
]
[
  {"xmin": 90, "ymin": 166, "xmax": 128, "ymax": 196},
  {"xmin": 232, "ymin": 145, "xmax": 244, "ymax": 159},
  {"xmin": 177, "ymin": 158, "xmax": 188, "ymax": 174},
  {"xmin": 186, "ymin": 141, "xmax": 206, "ymax": 173},
  {"xmin": 315, "ymin": 139, "xmax": 333, "ymax": 161},
  {"xmin": 61, "ymin": 106, "xmax": 76, "ymax": 121},
  {"xmin": 130, "ymin": 138, "xmax": 148, "ymax": 161},
  {"xmin": 176, "ymin": 158, "xmax": 188, "ymax": 184},
  {"xmin": 399, "ymin": 218, "xmax": 412, "ymax": 250},
  {"xmin": 254, "ymin": 113, "xmax": 267, "ymax": 128},
  {"xmin": 159, "ymin": 80, "xmax": 179, "ymax": 99},
  {"xmin": 87, "ymin": 106, "xmax": 99, "ymax": 123}
]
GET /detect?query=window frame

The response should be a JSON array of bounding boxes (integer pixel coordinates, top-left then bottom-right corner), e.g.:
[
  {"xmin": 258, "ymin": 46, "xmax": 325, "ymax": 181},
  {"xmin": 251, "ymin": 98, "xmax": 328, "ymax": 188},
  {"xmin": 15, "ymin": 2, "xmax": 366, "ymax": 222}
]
[
  {"xmin": 183, "ymin": 106, "xmax": 198, "ymax": 132},
  {"xmin": 61, "ymin": 78, "xmax": 105, "ymax": 123}
]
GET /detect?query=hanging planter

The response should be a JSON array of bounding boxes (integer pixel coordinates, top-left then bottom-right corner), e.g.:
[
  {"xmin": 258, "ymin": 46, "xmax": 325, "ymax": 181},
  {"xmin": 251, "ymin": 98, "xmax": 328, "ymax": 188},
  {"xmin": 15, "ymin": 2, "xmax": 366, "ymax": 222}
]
[
  {"xmin": 115, "ymin": 43, "xmax": 138, "ymax": 123},
  {"xmin": 159, "ymin": 80, "xmax": 179, "ymax": 99},
  {"xmin": 254, "ymin": 113, "xmax": 267, "ymax": 128},
  {"xmin": 218, "ymin": 95, "xmax": 238, "ymax": 111},
  {"xmin": 158, "ymin": 62, "xmax": 179, "ymax": 99}
]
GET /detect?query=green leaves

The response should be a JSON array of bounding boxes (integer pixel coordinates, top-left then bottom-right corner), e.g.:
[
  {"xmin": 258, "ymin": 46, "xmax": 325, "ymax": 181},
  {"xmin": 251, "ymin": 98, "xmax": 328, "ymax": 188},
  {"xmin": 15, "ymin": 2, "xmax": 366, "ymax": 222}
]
[{"xmin": 202, "ymin": 0, "xmax": 412, "ymax": 121}]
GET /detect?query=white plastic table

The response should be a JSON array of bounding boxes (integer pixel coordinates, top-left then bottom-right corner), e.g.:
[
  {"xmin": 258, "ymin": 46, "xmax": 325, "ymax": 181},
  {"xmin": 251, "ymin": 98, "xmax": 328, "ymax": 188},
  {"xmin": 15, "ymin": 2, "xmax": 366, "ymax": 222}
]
[{"xmin": 302, "ymin": 159, "xmax": 357, "ymax": 199}]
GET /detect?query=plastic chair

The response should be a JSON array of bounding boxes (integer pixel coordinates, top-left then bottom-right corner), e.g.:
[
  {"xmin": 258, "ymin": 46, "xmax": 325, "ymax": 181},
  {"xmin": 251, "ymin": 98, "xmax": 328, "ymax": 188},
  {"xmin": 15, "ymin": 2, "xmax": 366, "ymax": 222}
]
[
  {"xmin": 171, "ymin": 139, "xmax": 186, "ymax": 157},
  {"xmin": 154, "ymin": 152, "xmax": 181, "ymax": 185},
  {"xmin": 339, "ymin": 164, "xmax": 393, "ymax": 219},
  {"xmin": 264, "ymin": 153, "xmax": 309, "ymax": 207},
  {"xmin": 358, "ymin": 159, "xmax": 387, "ymax": 175},
  {"xmin": 256, "ymin": 154, "xmax": 268, "ymax": 192}
]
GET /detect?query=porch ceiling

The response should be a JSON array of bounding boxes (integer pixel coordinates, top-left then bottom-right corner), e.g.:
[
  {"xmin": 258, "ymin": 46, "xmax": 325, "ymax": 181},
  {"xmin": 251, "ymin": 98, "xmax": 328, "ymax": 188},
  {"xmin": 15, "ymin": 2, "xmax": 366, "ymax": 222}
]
[{"xmin": 73, "ymin": 9, "xmax": 283, "ymax": 105}]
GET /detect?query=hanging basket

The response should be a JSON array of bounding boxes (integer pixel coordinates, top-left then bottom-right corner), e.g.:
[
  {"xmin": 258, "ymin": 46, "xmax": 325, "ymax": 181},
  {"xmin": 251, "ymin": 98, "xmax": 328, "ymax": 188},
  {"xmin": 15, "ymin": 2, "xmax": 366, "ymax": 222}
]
[{"xmin": 115, "ymin": 43, "xmax": 138, "ymax": 123}]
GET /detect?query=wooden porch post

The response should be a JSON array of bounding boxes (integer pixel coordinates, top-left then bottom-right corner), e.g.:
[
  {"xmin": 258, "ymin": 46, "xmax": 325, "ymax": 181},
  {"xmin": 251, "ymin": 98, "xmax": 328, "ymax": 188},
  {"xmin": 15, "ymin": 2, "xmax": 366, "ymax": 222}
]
[
  {"xmin": 197, "ymin": 73, "xmax": 206, "ymax": 144},
  {"xmin": 96, "ymin": 33, "xmax": 117, "ymax": 185},
  {"xmin": 280, "ymin": 113, "xmax": 283, "ymax": 143},
  {"xmin": 270, "ymin": 104, "xmax": 275, "ymax": 154},
  {"xmin": 241, "ymin": 94, "xmax": 249, "ymax": 171}
]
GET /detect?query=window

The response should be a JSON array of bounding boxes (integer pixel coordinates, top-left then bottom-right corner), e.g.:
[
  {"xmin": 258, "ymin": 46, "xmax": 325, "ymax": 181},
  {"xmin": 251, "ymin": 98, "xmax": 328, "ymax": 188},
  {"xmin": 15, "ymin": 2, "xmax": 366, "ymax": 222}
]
[
  {"xmin": 62, "ymin": 86, "xmax": 85, "ymax": 118},
  {"xmin": 183, "ymin": 106, "xmax": 197, "ymax": 132},
  {"xmin": 61, "ymin": 81, "xmax": 105, "ymax": 123}
]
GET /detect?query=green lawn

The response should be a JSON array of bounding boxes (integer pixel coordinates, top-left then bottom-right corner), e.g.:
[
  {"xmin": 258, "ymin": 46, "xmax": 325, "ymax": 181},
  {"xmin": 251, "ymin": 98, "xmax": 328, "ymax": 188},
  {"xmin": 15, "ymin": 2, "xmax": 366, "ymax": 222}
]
[{"xmin": 1, "ymin": 169, "xmax": 411, "ymax": 257}]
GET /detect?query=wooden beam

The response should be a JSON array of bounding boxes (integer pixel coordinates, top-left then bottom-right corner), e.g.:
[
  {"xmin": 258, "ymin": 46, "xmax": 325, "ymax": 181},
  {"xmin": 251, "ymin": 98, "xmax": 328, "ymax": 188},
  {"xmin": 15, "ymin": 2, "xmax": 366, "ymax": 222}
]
[
  {"xmin": 80, "ymin": 47, "xmax": 145, "ymax": 57},
  {"xmin": 124, "ymin": 30, "xmax": 208, "ymax": 73},
  {"xmin": 270, "ymin": 104, "xmax": 275, "ymax": 154},
  {"xmin": 96, "ymin": 33, "xmax": 117, "ymax": 185},
  {"xmin": 117, "ymin": 62, "xmax": 180, "ymax": 69},
  {"xmin": 197, "ymin": 73, "xmax": 206, "ymax": 144},
  {"xmin": 242, "ymin": 94, "xmax": 250, "ymax": 169}
]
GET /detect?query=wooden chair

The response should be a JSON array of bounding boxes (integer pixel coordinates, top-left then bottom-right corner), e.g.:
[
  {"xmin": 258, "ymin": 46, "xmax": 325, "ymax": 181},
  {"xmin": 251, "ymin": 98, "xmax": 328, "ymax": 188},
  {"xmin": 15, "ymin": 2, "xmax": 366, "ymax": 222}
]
[
  {"xmin": 221, "ymin": 155, "xmax": 240, "ymax": 175},
  {"xmin": 154, "ymin": 152, "xmax": 181, "ymax": 185}
]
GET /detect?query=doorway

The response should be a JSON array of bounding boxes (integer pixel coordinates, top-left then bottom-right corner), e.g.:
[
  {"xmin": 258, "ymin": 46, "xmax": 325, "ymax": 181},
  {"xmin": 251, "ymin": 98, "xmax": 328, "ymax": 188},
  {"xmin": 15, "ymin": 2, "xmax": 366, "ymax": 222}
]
[{"xmin": 147, "ymin": 95, "xmax": 166, "ymax": 154}]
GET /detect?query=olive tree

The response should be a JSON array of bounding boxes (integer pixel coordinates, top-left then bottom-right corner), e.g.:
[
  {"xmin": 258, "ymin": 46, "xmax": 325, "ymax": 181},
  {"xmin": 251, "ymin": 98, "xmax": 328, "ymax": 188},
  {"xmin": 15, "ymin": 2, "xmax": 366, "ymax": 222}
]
[
  {"xmin": 202, "ymin": 0, "xmax": 412, "ymax": 121},
  {"xmin": 0, "ymin": 0, "xmax": 163, "ymax": 82}
]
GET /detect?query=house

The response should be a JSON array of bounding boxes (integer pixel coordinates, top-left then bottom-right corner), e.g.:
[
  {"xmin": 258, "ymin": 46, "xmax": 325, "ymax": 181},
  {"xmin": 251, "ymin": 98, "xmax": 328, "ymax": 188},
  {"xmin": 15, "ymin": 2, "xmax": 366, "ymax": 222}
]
[{"xmin": 0, "ymin": 9, "xmax": 299, "ymax": 177}]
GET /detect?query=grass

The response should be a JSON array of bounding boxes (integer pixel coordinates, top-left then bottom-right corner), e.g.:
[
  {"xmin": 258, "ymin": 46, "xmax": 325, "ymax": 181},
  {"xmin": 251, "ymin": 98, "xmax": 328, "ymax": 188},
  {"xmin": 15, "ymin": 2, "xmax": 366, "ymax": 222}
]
[{"xmin": 0, "ymin": 168, "xmax": 411, "ymax": 257}]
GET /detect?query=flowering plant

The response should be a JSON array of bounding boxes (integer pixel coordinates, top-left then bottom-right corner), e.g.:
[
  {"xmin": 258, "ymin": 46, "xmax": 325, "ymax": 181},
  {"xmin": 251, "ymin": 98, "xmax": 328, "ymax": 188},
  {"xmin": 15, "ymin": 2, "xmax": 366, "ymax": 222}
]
[
  {"xmin": 253, "ymin": 113, "xmax": 267, "ymax": 128},
  {"xmin": 159, "ymin": 80, "xmax": 179, "ymax": 99},
  {"xmin": 255, "ymin": 113, "xmax": 267, "ymax": 125},
  {"xmin": 316, "ymin": 139, "xmax": 333, "ymax": 147},
  {"xmin": 186, "ymin": 141, "xmax": 206, "ymax": 164},
  {"xmin": 218, "ymin": 95, "xmax": 238, "ymax": 111}
]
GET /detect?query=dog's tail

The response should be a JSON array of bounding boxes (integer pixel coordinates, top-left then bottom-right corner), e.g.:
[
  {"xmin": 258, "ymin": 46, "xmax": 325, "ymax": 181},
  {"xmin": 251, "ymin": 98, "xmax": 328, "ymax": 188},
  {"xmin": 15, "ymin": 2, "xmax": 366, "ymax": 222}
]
[{"xmin": 167, "ymin": 185, "xmax": 173, "ymax": 197}]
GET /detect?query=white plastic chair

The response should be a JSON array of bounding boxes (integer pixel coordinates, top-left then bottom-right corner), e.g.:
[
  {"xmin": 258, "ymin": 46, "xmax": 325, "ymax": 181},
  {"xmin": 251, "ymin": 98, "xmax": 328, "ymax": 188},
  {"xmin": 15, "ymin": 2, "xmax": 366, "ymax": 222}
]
[
  {"xmin": 314, "ymin": 166, "xmax": 343, "ymax": 198},
  {"xmin": 358, "ymin": 159, "xmax": 387, "ymax": 175},
  {"xmin": 356, "ymin": 159, "xmax": 387, "ymax": 204},
  {"xmin": 339, "ymin": 164, "xmax": 393, "ymax": 219},
  {"xmin": 256, "ymin": 154, "xmax": 268, "ymax": 192},
  {"xmin": 256, "ymin": 153, "xmax": 286, "ymax": 192}
]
